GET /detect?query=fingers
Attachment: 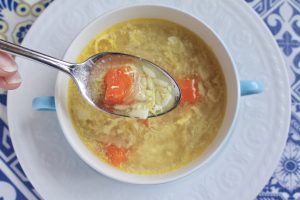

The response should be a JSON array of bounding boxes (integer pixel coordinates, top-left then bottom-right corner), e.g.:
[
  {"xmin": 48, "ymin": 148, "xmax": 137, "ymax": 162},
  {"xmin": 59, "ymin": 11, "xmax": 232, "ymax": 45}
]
[
  {"xmin": 0, "ymin": 71, "xmax": 21, "ymax": 90},
  {"xmin": 0, "ymin": 51, "xmax": 18, "ymax": 76},
  {"xmin": 0, "ymin": 51, "xmax": 21, "ymax": 90}
]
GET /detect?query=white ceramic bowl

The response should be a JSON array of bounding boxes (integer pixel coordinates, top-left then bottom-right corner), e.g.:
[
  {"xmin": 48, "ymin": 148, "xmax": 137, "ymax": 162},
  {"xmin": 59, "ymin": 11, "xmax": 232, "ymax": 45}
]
[{"xmin": 52, "ymin": 4, "xmax": 262, "ymax": 184}]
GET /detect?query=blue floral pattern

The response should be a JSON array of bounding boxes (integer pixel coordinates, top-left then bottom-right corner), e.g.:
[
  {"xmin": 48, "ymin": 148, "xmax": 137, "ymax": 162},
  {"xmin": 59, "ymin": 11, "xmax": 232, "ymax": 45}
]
[
  {"xmin": 12, "ymin": 21, "xmax": 32, "ymax": 44},
  {"xmin": 277, "ymin": 31, "xmax": 300, "ymax": 56},
  {"xmin": 274, "ymin": 141, "xmax": 300, "ymax": 191},
  {"xmin": 0, "ymin": 170, "xmax": 26, "ymax": 200},
  {"xmin": 249, "ymin": 0, "xmax": 300, "ymax": 199},
  {"xmin": 0, "ymin": 1, "xmax": 52, "ymax": 199},
  {"xmin": 0, "ymin": 0, "xmax": 52, "ymax": 44},
  {"xmin": 0, "ymin": 0, "xmax": 300, "ymax": 199}
]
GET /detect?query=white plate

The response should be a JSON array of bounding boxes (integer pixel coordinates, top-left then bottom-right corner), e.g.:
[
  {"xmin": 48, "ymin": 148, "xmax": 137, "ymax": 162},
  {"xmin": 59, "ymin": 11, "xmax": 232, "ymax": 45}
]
[{"xmin": 7, "ymin": 0, "xmax": 290, "ymax": 199}]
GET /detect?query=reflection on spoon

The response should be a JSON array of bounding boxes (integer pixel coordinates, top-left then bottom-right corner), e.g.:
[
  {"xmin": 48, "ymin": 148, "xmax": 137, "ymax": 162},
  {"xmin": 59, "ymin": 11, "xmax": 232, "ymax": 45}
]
[{"xmin": 0, "ymin": 40, "xmax": 181, "ymax": 118}]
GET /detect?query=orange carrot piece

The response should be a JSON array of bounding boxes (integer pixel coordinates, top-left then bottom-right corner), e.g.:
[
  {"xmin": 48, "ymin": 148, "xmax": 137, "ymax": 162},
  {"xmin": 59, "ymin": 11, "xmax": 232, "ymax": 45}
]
[
  {"xmin": 178, "ymin": 79, "xmax": 199, "ymax": 106},
  {"xmin": 104, "ymin": 66, "xmax": 134, "ymax": 105},
  {"xmin": 105, "ymin": 144, "xmax": 128, "ymax": 166}
]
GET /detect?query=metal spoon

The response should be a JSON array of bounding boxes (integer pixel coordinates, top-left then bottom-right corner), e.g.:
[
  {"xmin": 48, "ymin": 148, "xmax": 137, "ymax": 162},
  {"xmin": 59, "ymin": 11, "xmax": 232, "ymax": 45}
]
[{"xmin": 0, "ymin": 39, "xmax": 181, "ymax": 118}]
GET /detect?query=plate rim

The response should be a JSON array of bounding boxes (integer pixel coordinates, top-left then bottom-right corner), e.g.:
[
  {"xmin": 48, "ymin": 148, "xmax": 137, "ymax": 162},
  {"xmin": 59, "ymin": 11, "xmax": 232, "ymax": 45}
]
[{"xmin": 7, "ymin": 0, "xmax": 291, "ymax": 199}]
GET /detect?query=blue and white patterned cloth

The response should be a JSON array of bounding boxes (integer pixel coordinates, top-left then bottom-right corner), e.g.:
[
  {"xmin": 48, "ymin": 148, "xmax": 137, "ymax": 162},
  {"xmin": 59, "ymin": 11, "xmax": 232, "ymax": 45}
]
[{"xmin": 0, "ymin": 0, "xmax": 299, "ymax": 199}]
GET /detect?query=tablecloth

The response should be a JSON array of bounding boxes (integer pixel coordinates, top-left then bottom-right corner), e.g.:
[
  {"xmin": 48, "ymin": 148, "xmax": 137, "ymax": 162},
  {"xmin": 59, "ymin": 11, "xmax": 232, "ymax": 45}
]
[{"xmin": 0, "ymin": 0, "xmax": 299, "ymax": 199}]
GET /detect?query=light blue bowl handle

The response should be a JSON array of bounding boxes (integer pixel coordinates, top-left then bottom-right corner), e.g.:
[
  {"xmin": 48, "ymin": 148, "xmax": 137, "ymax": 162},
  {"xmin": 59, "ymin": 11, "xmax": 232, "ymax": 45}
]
[
  {"xmin": 32, "ymin": 81, "xmax": 263, "ymax": 111},
  {"xmin": 32, "ymin": 96, "xmax": 56, "ymax": 111},
  {"xmin": 240, "ymin": 80, "xmax": 263, "ymax": 96}
]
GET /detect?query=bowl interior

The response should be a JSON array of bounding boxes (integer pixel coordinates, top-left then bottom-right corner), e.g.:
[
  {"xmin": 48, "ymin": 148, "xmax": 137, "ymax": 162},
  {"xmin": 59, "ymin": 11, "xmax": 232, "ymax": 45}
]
[{"xmin": 55, "ymin": 5, "xmax": 239, "ymax": 184}]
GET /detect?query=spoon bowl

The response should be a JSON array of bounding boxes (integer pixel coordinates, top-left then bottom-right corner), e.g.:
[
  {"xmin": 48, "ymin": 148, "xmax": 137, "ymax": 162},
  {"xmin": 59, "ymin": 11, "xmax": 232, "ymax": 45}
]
[
  {"xmin": 71, "ymin": 52, "xmax": 181, "ymax": 118},
  {"xmin": 0, "ymin": 39, "xmax": 181, "ymax": 118}
]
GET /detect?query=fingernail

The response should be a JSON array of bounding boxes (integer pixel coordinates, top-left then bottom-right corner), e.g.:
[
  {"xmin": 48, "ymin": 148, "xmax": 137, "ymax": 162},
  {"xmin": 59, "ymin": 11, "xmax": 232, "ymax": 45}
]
[
  {"xmin": 6, "ymin": 72, "xmax": 21, "ymax": 84},
  {"xmin": 2, "ymin": 64, "xmax": 17, "ymax": 72},
  {"xmin": 0, "ymin": 53, "xmax": 18, "ymax": 72}
]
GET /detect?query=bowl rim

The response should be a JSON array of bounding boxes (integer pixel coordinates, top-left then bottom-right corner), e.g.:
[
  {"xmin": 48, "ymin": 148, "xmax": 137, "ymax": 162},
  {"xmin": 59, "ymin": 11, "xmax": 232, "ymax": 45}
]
[{"xmin": 55, "ymin": 3, "xmax": 240, "ymax": 184}]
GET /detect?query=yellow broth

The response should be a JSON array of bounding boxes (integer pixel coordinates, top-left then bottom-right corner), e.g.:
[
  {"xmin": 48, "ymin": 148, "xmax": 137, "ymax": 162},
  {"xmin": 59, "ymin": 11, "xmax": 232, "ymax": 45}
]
[{"xmin": 68, "ymin": 19, "xmax": 226, "ymax": 174}]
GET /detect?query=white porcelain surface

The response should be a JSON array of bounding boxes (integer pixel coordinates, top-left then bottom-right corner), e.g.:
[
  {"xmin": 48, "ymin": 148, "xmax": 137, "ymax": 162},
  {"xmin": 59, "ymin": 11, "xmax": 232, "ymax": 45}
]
[
  {"xmin": 55, "ymin": 5, "xmax": 240, "ymax": 184},
  {"xmin": 7, "ymin": 0, "xmax": 290, "ymax": 199}
]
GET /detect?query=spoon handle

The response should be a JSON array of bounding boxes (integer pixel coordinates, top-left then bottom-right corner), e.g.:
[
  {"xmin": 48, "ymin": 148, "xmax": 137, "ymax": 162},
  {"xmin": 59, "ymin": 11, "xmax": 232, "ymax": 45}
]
[{"xmin": 0, "ymin": 39, "xmax": 73, "ymax": 74}]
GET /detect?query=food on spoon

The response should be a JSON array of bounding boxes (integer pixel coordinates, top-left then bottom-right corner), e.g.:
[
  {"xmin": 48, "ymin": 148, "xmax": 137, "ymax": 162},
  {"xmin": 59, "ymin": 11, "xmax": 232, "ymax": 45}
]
[{"xmin": 89, "ymin": 58, "xmax": 177, "ymax": 119}]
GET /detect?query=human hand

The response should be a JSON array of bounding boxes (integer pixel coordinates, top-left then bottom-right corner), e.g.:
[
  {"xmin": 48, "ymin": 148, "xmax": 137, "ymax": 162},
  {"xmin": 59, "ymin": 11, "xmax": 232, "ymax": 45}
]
[{"xmin": 0, "ymin": 51, "xmax": 21, "ymax": 90}]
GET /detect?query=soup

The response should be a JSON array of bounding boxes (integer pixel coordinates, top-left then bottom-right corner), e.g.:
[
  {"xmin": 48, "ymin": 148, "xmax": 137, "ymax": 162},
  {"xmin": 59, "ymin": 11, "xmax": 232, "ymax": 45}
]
[{"xmin": 68, "ymin": 19, "xmax": 226, "ymax": 174}]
